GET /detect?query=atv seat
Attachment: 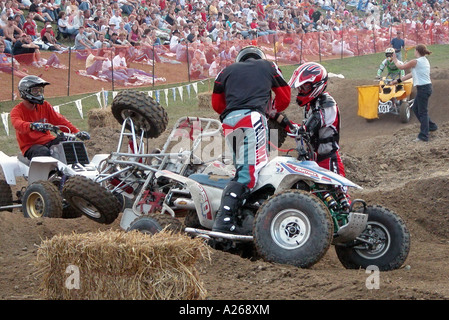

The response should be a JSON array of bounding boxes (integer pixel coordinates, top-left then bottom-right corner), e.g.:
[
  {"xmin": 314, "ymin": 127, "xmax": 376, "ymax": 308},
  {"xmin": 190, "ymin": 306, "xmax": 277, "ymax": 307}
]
[
  {"xmin": 188, "ymin": 174, "xmax": 231, "ymax": 189},
  {"xmin": 17, "ymin": 154, "xmax": 30, "ymax": 166}
]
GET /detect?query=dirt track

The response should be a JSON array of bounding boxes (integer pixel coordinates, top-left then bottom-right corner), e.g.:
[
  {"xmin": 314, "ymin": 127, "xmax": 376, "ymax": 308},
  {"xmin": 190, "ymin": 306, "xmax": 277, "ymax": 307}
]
[{"xmin": 1, "ymin": 68, "xmax": 449, "ymax": 300}]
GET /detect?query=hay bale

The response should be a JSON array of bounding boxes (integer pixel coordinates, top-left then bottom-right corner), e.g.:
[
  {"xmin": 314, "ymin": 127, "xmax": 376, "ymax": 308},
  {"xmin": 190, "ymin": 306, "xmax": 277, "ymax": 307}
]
[
  {"xmin": 198, "ymin": 91, "xmax": 212, "ymax": 110},
  {"xmin": 87, "ymin": 107, "xmax": 120, "ymax": 130},
  {"xmin": 36, "ymin": 230, "xmax": 210, "ymax": 300}
]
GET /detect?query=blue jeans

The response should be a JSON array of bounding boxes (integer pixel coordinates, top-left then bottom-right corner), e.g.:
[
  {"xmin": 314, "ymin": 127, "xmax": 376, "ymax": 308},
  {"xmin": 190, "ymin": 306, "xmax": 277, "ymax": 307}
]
[{"xmin": 413, "ymin": 84, "xmax": 437, "ymax": 141}]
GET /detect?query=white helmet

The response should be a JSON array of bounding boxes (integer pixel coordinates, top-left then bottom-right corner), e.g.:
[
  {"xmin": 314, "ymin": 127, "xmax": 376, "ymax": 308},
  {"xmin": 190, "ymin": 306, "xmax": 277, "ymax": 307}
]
[{"xmin": 235, "ymin": 46, "xmax": 266, "ymax": 63}]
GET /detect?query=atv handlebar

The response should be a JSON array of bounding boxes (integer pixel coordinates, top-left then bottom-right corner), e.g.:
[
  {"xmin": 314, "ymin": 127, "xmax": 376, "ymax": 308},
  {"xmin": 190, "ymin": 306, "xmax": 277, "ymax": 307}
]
[{"xmin": 31, "ymin": 123, "xmax": 79, "ymax": 141}]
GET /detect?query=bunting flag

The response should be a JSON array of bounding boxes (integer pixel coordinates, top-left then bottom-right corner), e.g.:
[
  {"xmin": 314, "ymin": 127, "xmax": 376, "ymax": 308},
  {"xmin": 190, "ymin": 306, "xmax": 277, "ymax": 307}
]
[
  {"xmin": 164, "ymin": 88, "xmax": 169, "ymax": 106},
  {"xmin": 75, "ymin": 100, "xmax": 83, "ymax": 119},
  {"xmin": 1, "ymin": 112, "xmax": 9, "ymax": 136},
  {"xmin": 95, "ymin": 92, "xmax": 103, "ymax": 109},
  {"xmin": 0, "ymin": 81, "xmax": 206, "ymax": 136},
  {"xmin": 177, "ymin": 86, "xmax": 183, "ymax": 101},
  {"xmin": 186, "ymin": 84, "xmax": 191, "ymax": 98},
  {"xmin": 103, "ymin": 90, "xmax": 109, "ymax": 107}
]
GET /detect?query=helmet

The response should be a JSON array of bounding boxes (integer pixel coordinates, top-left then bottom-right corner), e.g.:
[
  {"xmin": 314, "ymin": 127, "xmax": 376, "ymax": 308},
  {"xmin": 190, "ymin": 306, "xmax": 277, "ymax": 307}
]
[
  {"xmin": 18, "ymin": 75, "xmax": 50, "ymax": 105},
  {"xmin": 288, "ymin": 62, "xmax": 328, "ymax": 106},
  {"xmin": 235, "ymin": 45, "xmax": 266, "ymax": 63},
  {"xmin": 385, "ymin": 47, "xmax": 395, "ymax": 59}
]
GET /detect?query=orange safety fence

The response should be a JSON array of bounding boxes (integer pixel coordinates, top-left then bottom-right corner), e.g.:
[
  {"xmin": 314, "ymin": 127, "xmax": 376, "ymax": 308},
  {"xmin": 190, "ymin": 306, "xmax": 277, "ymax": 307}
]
[{"xmin": 1, "ymin": 22, "xmax": 448, "ymax": 102}]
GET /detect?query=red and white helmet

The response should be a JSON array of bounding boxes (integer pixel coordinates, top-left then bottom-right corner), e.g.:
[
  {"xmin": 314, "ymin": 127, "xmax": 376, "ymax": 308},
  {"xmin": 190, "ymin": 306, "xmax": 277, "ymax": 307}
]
[{"xmin": 288, "ymin": 62, "xmax": 328, "ymax": 106}]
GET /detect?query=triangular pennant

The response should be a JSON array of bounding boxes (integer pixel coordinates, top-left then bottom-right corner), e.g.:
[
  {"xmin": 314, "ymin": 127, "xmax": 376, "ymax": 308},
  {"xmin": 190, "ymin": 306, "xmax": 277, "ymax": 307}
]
[
  {"xmin": 172, "ymin": 88, "xmax": 176, "ymax": 102},
  {"xmin": 75, "ymin": 100, "xmax": 84, "ymax": 119},
  {"xmin": 1, "ymin": 112, "xmax": 9, "ymax": 136},
  {"xmin": 155, "ymin": 90, "xmax": 160, "ymax": 103},
  {"xmin": 112, "ymin": 91, "xmax": 118, "ymax": 99},
  {"xmin": 103, "ymin": 90, "xmax": 109, "ymax": 107},
  {"xmin": 192, "ymin": 82, "xmax": 198, "ymax": 95},
  {"xmin": 148, "ymin": 91, "xmax": 153, "ymax": 97},
  {"xmin": 186, "ymin": 84, "xmax": 191, "ymax": 98},
  {"xmin": 177, "ymin": 86, "xmax": 183, "ymax": 101},
  {"xmin": 95, "ymin": 92, "xmax": 103, "ymax": 108},
  {"xmin": 53, "ymin": 105, "xmax": 60, "ymax": 113},
  {"xmin": 164, "ymin": 88, "xmax": 169, "ymax": 106}
]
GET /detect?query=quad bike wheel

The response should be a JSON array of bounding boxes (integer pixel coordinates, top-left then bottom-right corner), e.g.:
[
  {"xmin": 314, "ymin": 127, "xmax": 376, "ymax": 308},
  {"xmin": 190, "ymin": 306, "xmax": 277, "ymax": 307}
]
[
  {"xmin": 0, "ymin": 180, "xmax": 13, "ymax": 212},
  {"xmin": 111, "ymin": 90, "xmax": 168, "ymax": 138},
  {"xmin": 253, "ymin": 190, "xmax": 334, "ymax": 268},
  {"xmin": 127, "ymin": 213, "xmax": 184, "ymax": 234},
  {"xmin": 335, "ymin": 205, "xmax": 410, "ymax": 271},
  {"xmin": 62, "ymin": 175, "xmax": 122, "ymax": 224},
  {"xmin": 22, "ymin": 181, "xmax": 63, "ymax": 218},
  {"xmin": 399, "ymin": 100, "xmax": 411, "ymax": 123}
]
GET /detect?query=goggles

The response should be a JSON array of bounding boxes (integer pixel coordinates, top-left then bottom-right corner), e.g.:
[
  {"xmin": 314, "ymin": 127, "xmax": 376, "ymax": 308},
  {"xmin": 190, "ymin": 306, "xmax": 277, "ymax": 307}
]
[
  {"xmin": 298, "ymin": 82, "xmax": 313, "ymax": 95},
  {"xmin": 386, "ymin": 53, "xmax": 393, "ymax": 58},
  {"xmin": 30, "ymin": 86, "xmax": 44, "ymax": 95}
]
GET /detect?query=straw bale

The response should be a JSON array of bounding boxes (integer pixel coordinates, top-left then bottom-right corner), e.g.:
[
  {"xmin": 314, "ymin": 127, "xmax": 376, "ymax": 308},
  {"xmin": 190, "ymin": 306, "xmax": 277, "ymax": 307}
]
[
  {"xmin": 36, "ymin": 230, "xmax": 210, "ymax": 300},
  {"xmin": 198, "ymin": 91, "xmax": 212, "ymax": 110},
  {"xmin": 87, "ymin": 107, "xmax": 120, "ymax": 130}
]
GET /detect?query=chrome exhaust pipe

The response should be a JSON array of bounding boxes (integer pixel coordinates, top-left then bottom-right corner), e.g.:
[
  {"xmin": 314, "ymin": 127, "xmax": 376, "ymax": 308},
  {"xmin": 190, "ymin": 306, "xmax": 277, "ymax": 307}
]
[{"xmin": 185, "ymin": 227, "xmax": 253, "ymax": 242}]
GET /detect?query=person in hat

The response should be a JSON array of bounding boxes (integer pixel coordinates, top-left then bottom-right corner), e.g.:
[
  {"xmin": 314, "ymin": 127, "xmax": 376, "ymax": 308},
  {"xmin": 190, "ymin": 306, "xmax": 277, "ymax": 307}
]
[{"xmin": 10, "ymin": 75, "xmax": 90, "ymax": 160}]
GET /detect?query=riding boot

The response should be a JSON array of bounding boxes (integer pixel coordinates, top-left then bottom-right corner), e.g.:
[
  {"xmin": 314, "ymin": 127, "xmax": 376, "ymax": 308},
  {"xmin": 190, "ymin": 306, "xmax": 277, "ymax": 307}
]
[{"xmin": 212, "ymin": 181, "xmax": 250, "ymax": 234}]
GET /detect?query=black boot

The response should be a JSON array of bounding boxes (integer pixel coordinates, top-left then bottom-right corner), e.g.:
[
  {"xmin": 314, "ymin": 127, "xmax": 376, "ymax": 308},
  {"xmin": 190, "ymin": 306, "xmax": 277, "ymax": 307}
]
[{"xmin": 212, "ymin": 181, "xmax": 249, "ymax": 234}]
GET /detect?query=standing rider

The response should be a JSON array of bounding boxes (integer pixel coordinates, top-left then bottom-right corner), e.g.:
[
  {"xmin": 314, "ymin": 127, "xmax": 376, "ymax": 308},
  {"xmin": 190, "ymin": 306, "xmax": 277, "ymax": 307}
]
[
  {"xmin": 211, "ymin": 46, "xmax": 291, "ymax": 234},
  {"xmin": 10, "ymin": 75, "xmax": 90, "ymax": 160}
]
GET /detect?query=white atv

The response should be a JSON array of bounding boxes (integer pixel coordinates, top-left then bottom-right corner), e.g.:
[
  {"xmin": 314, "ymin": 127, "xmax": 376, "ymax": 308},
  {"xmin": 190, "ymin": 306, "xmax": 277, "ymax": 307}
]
[{"xmin": 0, "ymin": 123, "xmax": 121, "ymax": 223}]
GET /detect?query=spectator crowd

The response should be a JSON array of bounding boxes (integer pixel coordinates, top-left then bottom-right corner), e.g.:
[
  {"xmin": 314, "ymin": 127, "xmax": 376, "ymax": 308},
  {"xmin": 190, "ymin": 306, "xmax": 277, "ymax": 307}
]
[{"xmin": 1, "ymin": 0, "xmax": 449, "ymax": 79}]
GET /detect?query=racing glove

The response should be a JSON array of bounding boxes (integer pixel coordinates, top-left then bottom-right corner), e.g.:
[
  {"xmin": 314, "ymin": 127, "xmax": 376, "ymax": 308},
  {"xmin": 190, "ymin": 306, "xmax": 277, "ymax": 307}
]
[
  {"xmin": 75, "ymin": 131, "xmax": 90, "ymax": 141},
  {"xmin": 30, "ymin": 122, "xmax": 49, "ymax": 132}
]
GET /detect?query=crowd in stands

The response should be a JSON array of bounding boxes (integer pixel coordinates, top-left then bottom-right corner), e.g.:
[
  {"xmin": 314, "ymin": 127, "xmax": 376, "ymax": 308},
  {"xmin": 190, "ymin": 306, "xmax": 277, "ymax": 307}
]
[{"xmin": 1, "ymin": 0, "xmax": 449, "ymax": 79}]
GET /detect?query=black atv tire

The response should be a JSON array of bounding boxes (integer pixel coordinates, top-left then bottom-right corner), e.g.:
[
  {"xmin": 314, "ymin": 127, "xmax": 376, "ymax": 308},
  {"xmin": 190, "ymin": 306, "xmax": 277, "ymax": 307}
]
[
  {"xmin": 267, "ymin": 113, "xmax": 288, "ymax": 150},
  {"xmin": 62, "ymin": 175, "xmax": 121, "ymax": 224},
  {"xmin": 127, "ymin": 213, "xmax": 184, "ymax": 234},
  {"xmin": 62, "ymin": 203, "xmax": 83, "ymax": 219},
  {"xmin": 0, "ymin": 180, "xmax": 13, "ymax": 212},
  {"xmin": 399, "ymin": 100, "xmax": 411, "ymax": 123},
  {"xmin": 253, "ymin": 190, "xmax": 334, "ymax": 268},
  {"xmin": 335, "ymin": 205, "xmax": 410, "ymax": 271},
  {"xmin": 111, "ymin": 89, "xmax": 168, "ymax": 138},
  {"xmin": 22, "ymin": 181, "xmax": 63, "ymax": 218}
]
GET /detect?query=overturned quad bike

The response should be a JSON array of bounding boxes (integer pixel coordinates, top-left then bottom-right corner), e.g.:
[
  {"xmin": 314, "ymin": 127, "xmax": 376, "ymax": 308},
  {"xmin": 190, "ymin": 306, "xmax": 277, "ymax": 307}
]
[
  {"xmin": 97, "ymin": 91, "xmax": 410, "ymax": 271},
  {"xmin": 0, "ymin": 123, "xmax": 122, "ymax": 223}
]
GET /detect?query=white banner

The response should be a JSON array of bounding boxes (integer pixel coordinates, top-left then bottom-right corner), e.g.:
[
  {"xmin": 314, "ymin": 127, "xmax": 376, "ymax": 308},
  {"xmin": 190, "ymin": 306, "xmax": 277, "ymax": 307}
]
[{"xmin": 192, "ymin": 82, "xmax": 198, "ymax": 95}]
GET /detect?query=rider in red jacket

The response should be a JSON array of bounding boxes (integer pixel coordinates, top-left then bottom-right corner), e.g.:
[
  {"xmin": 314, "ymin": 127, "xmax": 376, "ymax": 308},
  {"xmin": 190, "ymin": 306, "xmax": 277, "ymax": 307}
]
[
  {"xmin": 10, "ymin": 75, "xmax": 90, "ymax": 159},
  {"xmin": 211, "ymin": 46, "xmax": 291, "ymax": 234}
]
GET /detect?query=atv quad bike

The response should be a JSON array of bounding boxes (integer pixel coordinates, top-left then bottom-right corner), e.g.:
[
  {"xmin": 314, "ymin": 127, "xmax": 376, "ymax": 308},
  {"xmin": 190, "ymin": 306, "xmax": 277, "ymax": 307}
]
[
  {"xmin": 357, "ymin": 75, "xmax": 415, "ymax": 123},
  {"xmin": 92, "ymin": 90, "xmax": 410, "ymax": 270},
  {"xmin": 0, "ymin": 123, "xmax": 121, "ymax": 223}
]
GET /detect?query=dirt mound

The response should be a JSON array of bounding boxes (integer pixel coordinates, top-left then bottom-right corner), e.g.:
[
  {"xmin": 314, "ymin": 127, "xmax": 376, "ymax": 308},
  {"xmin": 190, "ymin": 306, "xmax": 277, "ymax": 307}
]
[{"xmin": 2, "ymin": 68, "xmax": 449, "ymax": 300}]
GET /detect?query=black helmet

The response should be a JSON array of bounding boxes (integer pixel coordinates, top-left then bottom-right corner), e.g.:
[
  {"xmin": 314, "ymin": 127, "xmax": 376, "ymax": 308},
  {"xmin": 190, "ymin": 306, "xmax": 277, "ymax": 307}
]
[
  {"xmin": 18, "ymin": 75, "xmax": 50, "ymax": 105},
  {"xmin": 235, "ymin": 45, "xmax": 266, "ymax": 63}
]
